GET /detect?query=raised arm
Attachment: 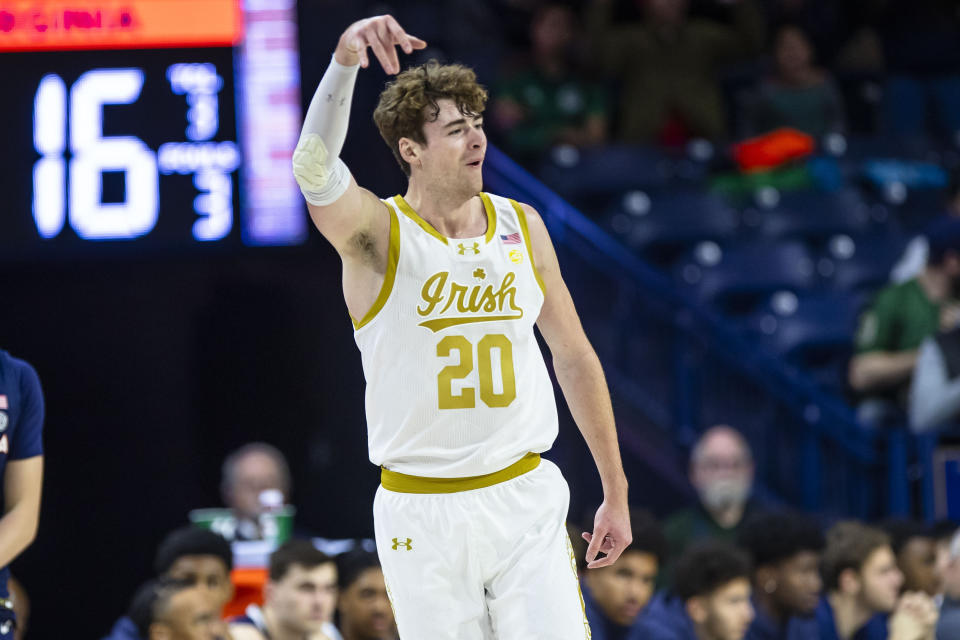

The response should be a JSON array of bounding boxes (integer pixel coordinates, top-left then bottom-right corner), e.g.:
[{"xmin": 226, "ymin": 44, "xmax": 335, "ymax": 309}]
[
  {"xmin": 292, "ymin": 15, "xmax": 426, "ymax": 257},
  {"xmin": 523, "ymin": 203, "xmax": 631, "ymax": 568}
]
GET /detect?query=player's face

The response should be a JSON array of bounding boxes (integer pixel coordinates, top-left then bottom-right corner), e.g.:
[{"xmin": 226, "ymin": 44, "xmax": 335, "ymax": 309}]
[
  {"xmin": 584, "ymin": 551, "xmax": 658, "ymax": 626},
  {"xmin": 156, "ymin": 587, "xmax": 229, "ymax": 640},
  {"xmin": 694, "ymin": 578, "xmax": 754, "ymax": 640},
  {"xmin": 898, "ymin": 536, "xmax": 940, "ymax": 595},
  {"xmin": 858, "ymin": 547, "xmax": 904, "ymax": 613},
  {"xmin": 337, "ymin": 568, "xmax": 395, "ymax": 640},
  {"xmin": 417, "ymin": 99, "xmax": 486, "ymax": 198},
  {"xmin": 771, "ymin": 551, "xmax": 822, "ymax": 616},
  {"xmin": 166, "ymin": 556, "xmax": 233, "ymax": 611},
  {"xmin": 269, "ymin": 563, "xmax": 338, "ymax": 632}
]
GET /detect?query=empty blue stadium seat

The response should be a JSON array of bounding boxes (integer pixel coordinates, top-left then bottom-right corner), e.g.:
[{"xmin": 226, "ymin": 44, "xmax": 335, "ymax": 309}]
[
  {"xmin": 606, "ymin": 189, "xmax": 739, "ymax": 264},
  {"xmin": 820, "ymin": 233, "xmax": 908, "ymax": 292},
  {"xmin": 538, "ymin": 144, "xmax": 708, "ymax": 204},
  {"xmin": 744, "ymin": 188, "xmax": 873, "ymax": 241},
  {"xmin": 747, "ymin": 290, "xmax": 866, "ymax": 391},
  {"xmin": 674, "ymin": 241, "xmax": 817, "ymax": 314}
]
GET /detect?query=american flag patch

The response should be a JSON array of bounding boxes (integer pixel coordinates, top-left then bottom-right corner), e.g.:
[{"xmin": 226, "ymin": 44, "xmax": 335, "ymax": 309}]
[
  {"xmin": 0, "ymin": 396, "xmax": 7, "ymax": 409},
  {"xmin": 500, "ymin": 233, "xmax": 521, "ymax": 244}
]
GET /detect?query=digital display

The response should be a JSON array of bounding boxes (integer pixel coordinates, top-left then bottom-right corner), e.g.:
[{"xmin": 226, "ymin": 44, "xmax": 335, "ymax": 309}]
[{"xmin": 0, "ymin": 0, "xmax": 306, "ymax": 259}]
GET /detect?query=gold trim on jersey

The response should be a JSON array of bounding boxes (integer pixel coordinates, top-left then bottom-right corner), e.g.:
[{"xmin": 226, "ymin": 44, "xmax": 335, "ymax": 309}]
[
  {"xmin": 351, "ymin": 203, "xmax": 401, "ymax": 330},
  {"xmin": 478, "ymin": 192, "xmax": 498, "ymax": 243},
  {"xmin": 380, "ymin": 452, "xmax": 540, "ymax": 494},
  {"xmin": 394, "ymin": 193, "xmax": 497, "ymax": 245},
  {"xmin": 510, "ymin": 199, "xmax": 547, "ymax": 295}
]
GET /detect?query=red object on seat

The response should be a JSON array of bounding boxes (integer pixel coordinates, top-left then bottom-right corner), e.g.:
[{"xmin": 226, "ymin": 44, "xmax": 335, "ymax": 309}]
[
  {"xmin": 223, "ymin": 567, "xmax": 268, "ymax": 618},
  {"xmin": 732, "ymin": 128, "xmax": 815, "ymax": 172}
]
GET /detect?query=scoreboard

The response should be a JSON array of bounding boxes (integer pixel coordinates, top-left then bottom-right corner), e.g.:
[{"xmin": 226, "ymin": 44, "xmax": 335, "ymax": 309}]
[{"xmin": 0, "ymin": 0, "xmax": 306, "ymax": 259}]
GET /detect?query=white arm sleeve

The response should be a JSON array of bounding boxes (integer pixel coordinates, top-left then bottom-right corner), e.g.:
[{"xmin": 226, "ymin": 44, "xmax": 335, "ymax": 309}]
[{"xmin": 293, "ymin": 55, "xmax": 359, "ymax": 206}]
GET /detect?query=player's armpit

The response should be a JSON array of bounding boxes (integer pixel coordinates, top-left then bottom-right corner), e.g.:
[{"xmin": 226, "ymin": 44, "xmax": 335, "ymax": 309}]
[{"xmin": 306, "ymin": 176, "xmax": 391, "ymax": 265}]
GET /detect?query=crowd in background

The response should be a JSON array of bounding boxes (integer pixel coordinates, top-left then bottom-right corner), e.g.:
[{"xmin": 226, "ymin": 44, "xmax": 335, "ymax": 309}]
[
  {"xmin": 477, "ymin": 0, "xmax": 960, "ymax": 162},
  {"xmin": 87, "ymin": 429, "xmax": 960, "ymax": 640}
]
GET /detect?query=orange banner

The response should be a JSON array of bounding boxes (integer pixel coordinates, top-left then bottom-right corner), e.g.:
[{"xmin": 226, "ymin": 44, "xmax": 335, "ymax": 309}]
[{"xmin": 0, "ymin": 0, "xmax": 243, "ymax": 51}]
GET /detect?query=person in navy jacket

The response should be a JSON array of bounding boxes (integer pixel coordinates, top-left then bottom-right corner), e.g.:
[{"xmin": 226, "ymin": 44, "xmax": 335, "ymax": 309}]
[
  {"xmin": 737, "ymin": 511, "xmax": 824, "ymax": 640},
  {"xmin": 0, "ymin": 351, "xmax": 44, "ymax": 639},
  {"xmin": 634, "ymin": 541, "xmax": 754, "ymax": 640}
]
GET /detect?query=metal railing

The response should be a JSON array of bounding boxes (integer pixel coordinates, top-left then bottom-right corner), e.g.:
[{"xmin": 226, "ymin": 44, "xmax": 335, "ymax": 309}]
[{"xmin": 484, "ymin": 144, "xmax": 922, "ymax": 520}]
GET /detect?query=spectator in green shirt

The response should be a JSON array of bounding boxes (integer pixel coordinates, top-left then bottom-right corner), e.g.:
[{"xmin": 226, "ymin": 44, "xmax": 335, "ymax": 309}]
[
  {"xmin": 849, "ymin": 218, "xmax": 960, "ymax": 421},
  {"xmin": 491, "ymin": 3, "xmax": 609, "ymax": 165},
  {"xmin": 743, "ymin": 23, "xmax": 846, "ymax": 139},
  {"xmin": 587, "ymin": 0, "xmax": 765, "ymax": 145}
]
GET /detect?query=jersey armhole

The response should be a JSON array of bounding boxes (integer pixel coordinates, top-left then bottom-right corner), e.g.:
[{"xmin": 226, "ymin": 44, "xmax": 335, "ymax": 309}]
[
  {"xmin": 351, "ymin": 203, "xmax": 401, "ymax": 330},
  {"xmin": 509, "ymin": 198, "xmax": 547, "ymax": 296}
]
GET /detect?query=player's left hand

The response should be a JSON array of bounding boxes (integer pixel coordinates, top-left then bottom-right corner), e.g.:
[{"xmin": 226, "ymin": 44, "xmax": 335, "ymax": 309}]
[{"xmin": 581, "ymin": 499, "xmax": 631, "ymax": 569}]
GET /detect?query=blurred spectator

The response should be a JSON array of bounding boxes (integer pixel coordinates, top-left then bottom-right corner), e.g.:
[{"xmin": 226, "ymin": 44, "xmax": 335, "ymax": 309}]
[
  {"xmin": 737, "ymin": 511, "xmax": 824, "ymax": 640},
  {"xmin": 881, "ymin": 519, "xmax": 941, "ymax": 596},
  {"xmin": 930, "ymin": 520, "xmax": 959, "ymax": 602},
  {"xmin": 491, "ymin": 3, "xmax": 608, "ymax": 165},
  {"xmin": 850, "ymin": 217, "xmax": 960, "ymax": 424},
  {"xmin": 0, "ymin": 350, "xmax": 44, "ymax": 639},
  {"xmin": 875, "ymin": 0, "xmax": 960, "ymax": 138},
  {"xmin": 817, "ymin": 520, "xmax": 938, "ymax": 640},
  {"xmin": 587, "ymin": 0, "xmax": 765, "ymax": 145},
  {"xmin": 221, "ymin": 443, "xmax": 292, "ymax": 541},
  {"xmin": 663, "ymin": 426, "xmax": 759, "ymax": 583},
  {"xmin": 635, "ymin": 541, "xmax": 754, "ymax": 640},
  {"xmin": 938, "ymin": 529, "xmax": 960, "ymax": 639},
  {"xmin": 7, "ymin": 578, "xmax": 27, "ymax": 640},
  {"xmin": 229, "ymin": 539, "xmax": 341, "ymax": 640},
  {"xmin": 743, "ymin": 24, "xmax": 845, "ymax": 139},
  {"xmin": 102, "ymin": 527, "xmax": 234, "ymax": 640},
  {"xmin": 335, "ymin": 551, "xmax": 396, "ymax": 640},
  {"xmin": 581, "ymin": 509, "xmax": 666, "ymax": 639},
  {"xmin": 891, "ymin": 175, "xmax": 960, "ymax": 284},
  {"xmin": 763, "ymin": 0, "xmax": 844, "ymax": 65},
  {"xmin": 128, "ymin": 578, "xmax": 230, "ymax": 640}
]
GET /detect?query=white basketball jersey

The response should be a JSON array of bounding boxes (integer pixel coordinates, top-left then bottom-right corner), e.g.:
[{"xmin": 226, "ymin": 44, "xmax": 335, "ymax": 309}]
[{"xmin": 353, "ymin": 192, "xmax": 559, "ymax": 478}]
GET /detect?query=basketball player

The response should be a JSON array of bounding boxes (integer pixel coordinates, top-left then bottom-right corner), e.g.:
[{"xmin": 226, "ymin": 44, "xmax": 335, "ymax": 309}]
[
  {"xmin": 292, "ymin": 15, "xmax": 631, "ymax": 638},
  {"xmin": 0, "ymin": 351, "xmax": 43, "ymax": 639}
]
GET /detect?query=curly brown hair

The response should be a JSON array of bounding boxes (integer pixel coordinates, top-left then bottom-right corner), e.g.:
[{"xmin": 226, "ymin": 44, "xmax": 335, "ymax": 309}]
[{"xmin": 373, "ymin": 60, "xmax": 488, "ymax": 177}]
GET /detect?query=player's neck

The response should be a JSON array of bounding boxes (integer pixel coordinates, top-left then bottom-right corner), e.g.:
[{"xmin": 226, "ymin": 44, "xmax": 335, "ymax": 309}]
[{"xmin": 403, "ymin": 179, "xmax": 482, "ymax": 239}]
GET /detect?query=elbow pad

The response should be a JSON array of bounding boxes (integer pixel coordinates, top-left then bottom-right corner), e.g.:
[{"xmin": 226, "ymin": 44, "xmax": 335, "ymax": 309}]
[{"xmin": 292, "ymin": 133, "xmax": 351, "ymax": 206}]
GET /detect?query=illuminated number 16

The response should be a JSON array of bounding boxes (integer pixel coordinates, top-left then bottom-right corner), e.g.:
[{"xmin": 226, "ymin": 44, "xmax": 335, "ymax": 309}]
[{"xmin": 33, "ymin": 69, "xmax": 158, "ymax": 239}]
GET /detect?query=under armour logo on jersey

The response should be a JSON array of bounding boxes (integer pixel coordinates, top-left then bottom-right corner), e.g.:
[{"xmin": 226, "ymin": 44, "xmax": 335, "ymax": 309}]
[
  {"xmin": 391, "ymin": 537, "xmax": 412, "ymax": 550},
  {"xmin": 457, "ymin": 242, "xmax": 480, "ymax": 255}
]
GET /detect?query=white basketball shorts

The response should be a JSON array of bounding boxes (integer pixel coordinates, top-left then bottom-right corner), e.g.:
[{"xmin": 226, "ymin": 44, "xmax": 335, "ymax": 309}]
[{"xmin": 373, "ymin": 454, "xmax": 592, "ymax": 640}]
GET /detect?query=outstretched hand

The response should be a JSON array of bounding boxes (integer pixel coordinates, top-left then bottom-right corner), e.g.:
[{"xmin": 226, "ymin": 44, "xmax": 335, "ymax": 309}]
[
  {"xmin": 581, "ymin": 499, "xmax": 632, "ymax": 569},
  {"xmin": 336, "ymin": 15, "xmax": 427, "ymax": 75}
]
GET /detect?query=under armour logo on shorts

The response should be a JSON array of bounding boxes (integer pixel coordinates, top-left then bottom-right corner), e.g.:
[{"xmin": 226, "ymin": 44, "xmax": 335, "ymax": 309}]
[
  {"xmin": 457, "ymin": 242, "xmax": 480, "ymax": 255},
  {"xmin": 392, "ymin": 537, "xmax": 412, "ymax": 550}
]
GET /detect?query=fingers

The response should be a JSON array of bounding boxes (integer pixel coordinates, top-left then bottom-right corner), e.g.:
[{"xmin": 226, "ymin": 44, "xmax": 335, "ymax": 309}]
[
  {"xmin": 406, "ymin": 35, "xmax": 428, "ymax": 50},
  {"xmin": 584, "ymin": 528, "xmax": 603, "ymax": 567},
  {"xmin": 355, "ymin": 16, "xmax": 427, "ymax": 75}
]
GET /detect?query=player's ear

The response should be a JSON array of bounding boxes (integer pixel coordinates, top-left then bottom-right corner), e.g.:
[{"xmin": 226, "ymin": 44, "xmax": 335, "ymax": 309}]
[
  {"xmin": 398, "ymin": 137, "xmax": 421, "ymax": 169},
  {"xmin": 686, "ymin": 596, "xmax": 708, "ymax": 625}
]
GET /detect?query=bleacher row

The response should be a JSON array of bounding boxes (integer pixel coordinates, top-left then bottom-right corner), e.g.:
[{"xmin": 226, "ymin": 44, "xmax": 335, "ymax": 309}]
[{"xmin": 538, "ymin": 135, "xmax": 959, "ymax": 397}]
